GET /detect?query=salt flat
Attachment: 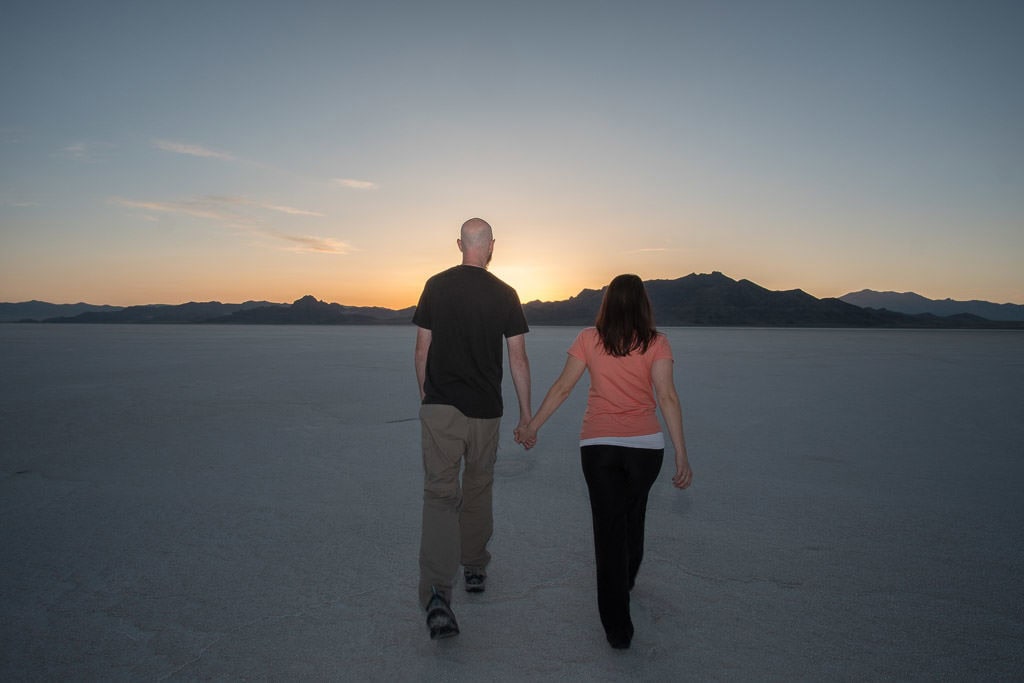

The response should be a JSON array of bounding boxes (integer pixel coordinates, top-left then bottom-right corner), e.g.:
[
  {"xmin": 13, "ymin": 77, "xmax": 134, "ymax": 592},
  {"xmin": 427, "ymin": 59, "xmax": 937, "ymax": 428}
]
[{"xmin": 1, "ymin": 324, "xmax": 1022, "ymax": 681}]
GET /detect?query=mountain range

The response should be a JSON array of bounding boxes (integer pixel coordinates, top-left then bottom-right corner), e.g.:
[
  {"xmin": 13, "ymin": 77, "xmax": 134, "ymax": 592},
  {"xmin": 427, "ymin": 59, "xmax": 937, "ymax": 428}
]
[
  {"xmin": 839, "ymin": 289, "xmax": 1024, "ymax": 321},
  {"xmin": 2, "ymin": 273, "xmax": 1021, "ymax": 328}
]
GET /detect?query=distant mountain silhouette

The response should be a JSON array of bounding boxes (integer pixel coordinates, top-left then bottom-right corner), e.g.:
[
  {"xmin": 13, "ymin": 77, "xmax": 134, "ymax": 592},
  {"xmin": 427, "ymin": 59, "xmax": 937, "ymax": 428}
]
[
  {"xmin": 524, "ymin": 272, "xmax": 1021, "ymax": 328},
  {"xmin": 207, "ymin": 295, "xmax": 415, "ymax": 324},
  {"xmin": 44, "ymin": 301, "xmax": 276, "ymax": 324},
  {"xmin": 5, "ymin": 274, "xmax": 1021, "ymax": 328},
  {"xmin": 0, "ymin": 301, "xmax": 123, "ymax": 322},
  {"xmin": 37, "ymin": 296, "xmax": 415, "ymax": 325},
  {"xmin": 840, "ymin": 290, "xmax": 1024, "ymax": 322}
]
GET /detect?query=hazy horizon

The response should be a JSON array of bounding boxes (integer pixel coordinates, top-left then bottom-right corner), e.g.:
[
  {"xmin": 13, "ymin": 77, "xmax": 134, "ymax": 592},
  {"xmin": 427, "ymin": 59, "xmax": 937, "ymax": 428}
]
[{"xmin": 6, "ymin": 270, "xmax": 1024, "ymax": 309}]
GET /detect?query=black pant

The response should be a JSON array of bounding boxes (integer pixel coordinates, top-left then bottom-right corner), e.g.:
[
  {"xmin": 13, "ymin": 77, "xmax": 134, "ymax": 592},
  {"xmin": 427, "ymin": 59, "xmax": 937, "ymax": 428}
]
[{"xmin": 580, "ymin": 444, "xmax": 664, "ymax": 644}]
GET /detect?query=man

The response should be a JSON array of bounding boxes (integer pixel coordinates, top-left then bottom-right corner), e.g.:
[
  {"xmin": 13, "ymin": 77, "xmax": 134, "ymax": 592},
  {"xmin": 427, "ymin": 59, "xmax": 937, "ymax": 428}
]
[{"xmin": 413, "ymin": 217, "xmax": 532, "ymax": 639}]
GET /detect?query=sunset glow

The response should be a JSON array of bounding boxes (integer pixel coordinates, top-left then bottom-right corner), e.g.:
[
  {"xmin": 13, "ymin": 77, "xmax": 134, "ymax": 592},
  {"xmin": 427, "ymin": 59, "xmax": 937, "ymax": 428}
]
[{"xmin": 1, "ymin": 3, "xmax": 1022, "ymax": 308}]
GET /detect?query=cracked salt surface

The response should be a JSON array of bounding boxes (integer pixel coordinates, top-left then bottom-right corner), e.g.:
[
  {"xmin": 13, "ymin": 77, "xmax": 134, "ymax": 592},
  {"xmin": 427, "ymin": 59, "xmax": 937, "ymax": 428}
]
[{"xmin": 1, "ymin": 325, "xmax": 1022, "ymax": 680}]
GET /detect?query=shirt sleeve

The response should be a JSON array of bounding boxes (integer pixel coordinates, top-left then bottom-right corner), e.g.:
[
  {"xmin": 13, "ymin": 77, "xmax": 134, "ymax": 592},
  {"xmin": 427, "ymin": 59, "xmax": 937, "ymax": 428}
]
[
  {"xmin": 503, "ymin": 287, "xmax": 529, "ymax": 337},
  {"xmin": 412, "ymin": 283, "xmax": 431, "ymax": 328},
  {"xmin": 650, "ymin": 333, "xmax": 673, "ymax": 361},
  {"xmin": 567, "ymin": 328, "xmax": 591, "ymax": 362}
]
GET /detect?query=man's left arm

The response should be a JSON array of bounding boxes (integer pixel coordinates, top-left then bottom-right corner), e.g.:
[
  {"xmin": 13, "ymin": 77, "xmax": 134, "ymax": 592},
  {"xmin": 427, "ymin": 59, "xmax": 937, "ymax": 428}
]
[{"xmin": 506, "ymin": 333, "xmax": 532, "ymax": 430}]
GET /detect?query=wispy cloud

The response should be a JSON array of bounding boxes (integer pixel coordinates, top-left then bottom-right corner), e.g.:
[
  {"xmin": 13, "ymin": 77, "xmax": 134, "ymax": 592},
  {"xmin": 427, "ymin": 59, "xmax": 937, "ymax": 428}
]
[
  {"xmin": 202, "ymin": 195, "xmax": 325, "ymax": 217},
  {"xmin": 260, "ymin": 202, "xmax": 325, "ymax": 217},
  {"xmin": 109, "ymin": 195, "xmax": 347, "ymax": 254},
  {"xmin": 272, "ymin": 233, "xmax": 353, "ymax": 254},
  {"xmin": 0, "ymin": 126, "xmax": 27, "ymax": 144},
  {"xmin": 58, "ymin": 140, "xmax": 115, "ymax": 162},
  {"xmin": 153, "ymin": 139, "xmax": 235, "ymax": 161},
  {"xmin": 110, "ymin": 197, "xmax": 235, "ymax": 223},
  {"xmin": 151, "ymin": 141, "xmax": 375, "ymax": 192},
  {"xmin": 333, "ymin": 178, "xmax": 380, "ymax": 191},
  {"xmin": 63, "ymin": 143, "xmax": 89, "ymax": 159}
]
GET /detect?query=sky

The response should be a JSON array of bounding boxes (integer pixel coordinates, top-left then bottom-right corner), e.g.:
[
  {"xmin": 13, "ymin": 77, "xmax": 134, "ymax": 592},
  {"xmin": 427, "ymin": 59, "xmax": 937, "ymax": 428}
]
[{"xmin": 2, "ymin": 0, "xmax": 1022, "ymax": 309}]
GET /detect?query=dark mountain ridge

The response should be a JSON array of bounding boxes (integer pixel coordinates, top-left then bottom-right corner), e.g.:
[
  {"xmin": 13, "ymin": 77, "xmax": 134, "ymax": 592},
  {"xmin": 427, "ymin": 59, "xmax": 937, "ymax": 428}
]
[
  {"xmin": 523, "ymin": 272, "xmax": 1019, "ymax": 328},
  {"xmin": 840, "ymin": 289, "xmax": 1024, "ymax": 321},
  {"xmin": 0, "ymin": 300, "xmax": 123, "ymax": 323},
  {"xmin": 5, "ymin": 273, "xmax": 1022, "ymax": 328},
  {"xmin": 34, "ymin": 296, "xmax": 415, "ymax": 325},
  {"xmin": 43, "ymin": 300, "xmax": 277, "ymax": 324},
  {"xmin": 207, "ymin": 295, "xmax": 415, "ymax": 325}
]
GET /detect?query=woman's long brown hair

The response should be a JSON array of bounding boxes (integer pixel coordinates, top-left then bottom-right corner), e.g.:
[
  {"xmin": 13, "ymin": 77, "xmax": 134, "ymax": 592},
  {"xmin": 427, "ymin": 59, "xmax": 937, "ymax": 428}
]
[{"xmin": 594, "ymin": 274, "xmax": 657, "ymax": 357}]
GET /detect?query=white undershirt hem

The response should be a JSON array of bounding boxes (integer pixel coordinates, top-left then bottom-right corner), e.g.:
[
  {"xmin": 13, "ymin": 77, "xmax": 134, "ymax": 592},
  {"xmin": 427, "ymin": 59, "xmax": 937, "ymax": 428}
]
[{"xmin": 579, "ymin": 432, "xmax": 665, "ymax": 449}]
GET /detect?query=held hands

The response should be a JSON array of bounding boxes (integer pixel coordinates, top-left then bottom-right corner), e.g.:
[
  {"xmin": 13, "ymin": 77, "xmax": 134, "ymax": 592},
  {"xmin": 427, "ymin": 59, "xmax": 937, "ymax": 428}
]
[{"xmin": 514, "ymin": 420, "xmax": 538, "ymax": 450}]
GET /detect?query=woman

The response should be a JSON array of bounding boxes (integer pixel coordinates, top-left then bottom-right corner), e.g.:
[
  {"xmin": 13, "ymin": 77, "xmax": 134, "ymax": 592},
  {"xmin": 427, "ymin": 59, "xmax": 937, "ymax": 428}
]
[{"xmin": 515, "ymin": 274, "xmax": 693, "ymax": 650}]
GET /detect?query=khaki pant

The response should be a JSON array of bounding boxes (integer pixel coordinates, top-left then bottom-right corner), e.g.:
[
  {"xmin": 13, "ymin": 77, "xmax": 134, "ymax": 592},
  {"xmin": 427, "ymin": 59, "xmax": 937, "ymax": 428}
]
[{"xmin": 418, "ymin": 404, "xmax": 500, "ymax": 608}]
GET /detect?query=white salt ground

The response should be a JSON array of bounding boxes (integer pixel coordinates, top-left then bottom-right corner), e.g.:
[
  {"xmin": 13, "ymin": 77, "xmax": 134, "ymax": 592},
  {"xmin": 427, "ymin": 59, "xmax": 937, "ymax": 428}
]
[{"xmin": 1, "ymin": 324, "xmax": 1022, "ymax": 681}]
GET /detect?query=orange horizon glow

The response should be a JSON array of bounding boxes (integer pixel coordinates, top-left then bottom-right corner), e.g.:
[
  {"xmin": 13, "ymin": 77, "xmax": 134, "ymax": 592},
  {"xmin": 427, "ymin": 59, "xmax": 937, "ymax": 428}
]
[
  {"xmin": 6, "ymin": 265, "xmax": 1024, "ymax": 309},
  {"xmin": 4, "ymin": 241, "xmax": 1023, "ymax": 309}
]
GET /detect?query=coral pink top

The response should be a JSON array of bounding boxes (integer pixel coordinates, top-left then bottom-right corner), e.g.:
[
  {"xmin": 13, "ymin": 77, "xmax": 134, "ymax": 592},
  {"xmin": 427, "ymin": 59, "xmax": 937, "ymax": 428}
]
[{"xmin": 567, "ymin": 327, "xmax": 673, "ymax": 441}]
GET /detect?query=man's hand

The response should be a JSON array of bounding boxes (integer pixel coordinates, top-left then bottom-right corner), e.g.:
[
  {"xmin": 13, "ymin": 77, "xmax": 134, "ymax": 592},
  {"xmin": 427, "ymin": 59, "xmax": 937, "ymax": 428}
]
[{"xmin": 514, "ymin": 421, "xmax": 537, "ymax": 450}]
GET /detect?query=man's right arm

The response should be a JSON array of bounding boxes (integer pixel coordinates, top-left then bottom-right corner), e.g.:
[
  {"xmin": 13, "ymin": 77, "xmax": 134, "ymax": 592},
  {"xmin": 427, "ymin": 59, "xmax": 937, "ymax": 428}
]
[
  {"xmin": 506, "ymin": 333, "xmax": 532, "ymax": 428},
  {"xmin": 415, "ymin": 326, "xmax": 431, "ymax": 401}
]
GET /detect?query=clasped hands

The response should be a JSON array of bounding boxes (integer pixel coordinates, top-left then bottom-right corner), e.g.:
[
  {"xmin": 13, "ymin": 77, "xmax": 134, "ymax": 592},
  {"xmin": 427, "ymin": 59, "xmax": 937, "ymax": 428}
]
[{"xmin": 514, "ymin": 421, "xmax": 537, "ymax": 450}]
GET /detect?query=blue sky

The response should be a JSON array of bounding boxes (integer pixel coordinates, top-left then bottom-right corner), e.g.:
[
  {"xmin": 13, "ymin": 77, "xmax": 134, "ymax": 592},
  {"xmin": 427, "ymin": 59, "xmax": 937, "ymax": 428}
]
[{"xmin": 2, "ymin": 0, "xmax": 1022, "ymax": 307}]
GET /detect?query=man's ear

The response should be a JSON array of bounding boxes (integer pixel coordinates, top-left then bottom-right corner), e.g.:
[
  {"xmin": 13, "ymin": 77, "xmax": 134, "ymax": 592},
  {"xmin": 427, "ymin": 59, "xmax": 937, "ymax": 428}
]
[{"xmin": 457, "ymin": 238, "xmax": 464, "ymax": 252}]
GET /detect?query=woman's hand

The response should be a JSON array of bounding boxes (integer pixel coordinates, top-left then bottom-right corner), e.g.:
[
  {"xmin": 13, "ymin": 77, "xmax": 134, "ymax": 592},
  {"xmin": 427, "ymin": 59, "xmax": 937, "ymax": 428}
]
[
  {"xmin": 672, "ymin": 458, "xmax": 693, "ymax": 489},
  {"xmin": 514, "ymin": 423, "xmax": 538, "ymax": 450}
]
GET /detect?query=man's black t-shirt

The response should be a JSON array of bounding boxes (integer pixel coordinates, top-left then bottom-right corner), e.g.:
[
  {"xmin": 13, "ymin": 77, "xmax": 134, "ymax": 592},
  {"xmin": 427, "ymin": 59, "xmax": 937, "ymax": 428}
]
[{"xmin": 413, "ymin": 265, "xmax": 529, "ymax": 419}]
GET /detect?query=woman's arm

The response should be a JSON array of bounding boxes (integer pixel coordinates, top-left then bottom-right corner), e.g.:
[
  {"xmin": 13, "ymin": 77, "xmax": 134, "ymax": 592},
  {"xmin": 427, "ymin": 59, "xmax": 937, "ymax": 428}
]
[
  {"xmin": 515, "ymin": 355, "xmax": 586, "ymax": 449},
  {"xmin": 652, "ymin": 357, "xmax": 693, "ymax": 489}
]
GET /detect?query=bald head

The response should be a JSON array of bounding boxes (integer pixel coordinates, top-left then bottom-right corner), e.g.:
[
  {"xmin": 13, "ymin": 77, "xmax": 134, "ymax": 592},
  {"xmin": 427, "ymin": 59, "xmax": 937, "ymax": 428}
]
[{"xmin": 458, "ymin": 217, "xmax": 494, "ymax": 267}]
